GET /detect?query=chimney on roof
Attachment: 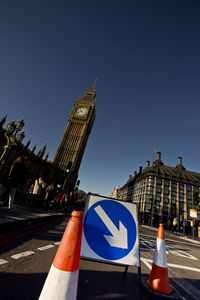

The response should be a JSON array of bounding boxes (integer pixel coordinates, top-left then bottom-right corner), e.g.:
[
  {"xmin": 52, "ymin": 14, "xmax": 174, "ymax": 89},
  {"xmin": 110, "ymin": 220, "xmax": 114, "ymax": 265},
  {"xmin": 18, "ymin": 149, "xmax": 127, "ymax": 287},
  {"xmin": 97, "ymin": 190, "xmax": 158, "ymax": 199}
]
[
  {"xmin": 176, "ymin": 156, "xmax": 185, "ymax": 169},
  {"xmin": 129, "ymin": 175, "xmax": 132, "ymax": 180},
  {"xmin": 139, "ymin": 166, "xmax": 143, "ymax": 173},
  {"xmin": 157, "ymin": 152, "xmax": 161, "ymax": 160},
  {"xmin": 134, "ymin": 171, "xmax": 137, "ymax": 176},
  {"xmin": 146, "ymin": 161, "xmax": 150, "ymax": 168},
  {"xmin": 153, "ymin": 151, "xmax": 164, "ymax": 167},
  {"xmin": 178, "ymin": 157, "xmax": 182, "ymax": 166}
]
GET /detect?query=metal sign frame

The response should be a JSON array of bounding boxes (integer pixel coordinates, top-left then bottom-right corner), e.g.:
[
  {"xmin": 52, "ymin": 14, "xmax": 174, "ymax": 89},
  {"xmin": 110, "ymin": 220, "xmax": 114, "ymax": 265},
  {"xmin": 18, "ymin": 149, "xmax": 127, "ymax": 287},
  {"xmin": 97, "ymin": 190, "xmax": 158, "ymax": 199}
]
[{"xmin": 80, "ymin": 193, "xmax": 142, "ymax": 299}]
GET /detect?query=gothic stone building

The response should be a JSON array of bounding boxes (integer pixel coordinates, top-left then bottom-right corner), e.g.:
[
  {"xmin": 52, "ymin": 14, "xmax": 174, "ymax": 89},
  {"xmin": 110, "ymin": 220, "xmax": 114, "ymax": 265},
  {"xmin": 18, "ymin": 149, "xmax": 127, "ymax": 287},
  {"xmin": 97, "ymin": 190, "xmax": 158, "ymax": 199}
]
[
  {"xmin": 0, "ymin": 82, "xmax": 96, "ymax": 190},
  {"xmin": 115, "ymin": 152, "xmax": 200, "ymax": 229}
]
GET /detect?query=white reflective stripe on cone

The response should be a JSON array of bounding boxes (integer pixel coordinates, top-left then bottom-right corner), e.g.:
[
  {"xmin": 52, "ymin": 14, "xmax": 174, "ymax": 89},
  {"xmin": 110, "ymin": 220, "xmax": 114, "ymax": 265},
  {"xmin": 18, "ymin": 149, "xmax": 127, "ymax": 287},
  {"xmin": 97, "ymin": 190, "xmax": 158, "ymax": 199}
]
[
  {"xmin": 153, "ymin": 238, "xmax": 168, "ymax": 268},
  {"xmin": 39, "ymin": 265, "xmax": 79, "ymax": 300}
]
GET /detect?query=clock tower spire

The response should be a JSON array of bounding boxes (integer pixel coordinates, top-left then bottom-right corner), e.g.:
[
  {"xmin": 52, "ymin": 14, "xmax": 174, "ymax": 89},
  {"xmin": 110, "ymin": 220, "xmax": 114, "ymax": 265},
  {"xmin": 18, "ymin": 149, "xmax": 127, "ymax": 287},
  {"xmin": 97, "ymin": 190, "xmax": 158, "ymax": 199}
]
[{"xmin": 84, "ymin": 79, "xmax": 97, "ymax": 99}]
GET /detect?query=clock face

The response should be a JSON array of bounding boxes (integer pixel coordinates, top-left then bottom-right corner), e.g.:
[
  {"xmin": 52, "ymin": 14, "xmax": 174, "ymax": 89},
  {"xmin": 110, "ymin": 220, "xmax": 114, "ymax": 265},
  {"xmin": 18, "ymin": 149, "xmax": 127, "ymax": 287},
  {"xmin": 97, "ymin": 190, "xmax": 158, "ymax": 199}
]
[{"xmin": 75, "ymin": 107, "xmax": 88, "ymax": 117}]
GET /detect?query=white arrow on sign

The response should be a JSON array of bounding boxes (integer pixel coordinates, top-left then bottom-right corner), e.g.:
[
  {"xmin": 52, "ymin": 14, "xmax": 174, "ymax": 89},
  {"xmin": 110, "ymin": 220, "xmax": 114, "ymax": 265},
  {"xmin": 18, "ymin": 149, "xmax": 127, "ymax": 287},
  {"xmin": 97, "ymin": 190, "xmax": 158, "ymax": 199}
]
[{"xmin": 94, "ymin": 205, "xmax": 128, "ymax": 249}]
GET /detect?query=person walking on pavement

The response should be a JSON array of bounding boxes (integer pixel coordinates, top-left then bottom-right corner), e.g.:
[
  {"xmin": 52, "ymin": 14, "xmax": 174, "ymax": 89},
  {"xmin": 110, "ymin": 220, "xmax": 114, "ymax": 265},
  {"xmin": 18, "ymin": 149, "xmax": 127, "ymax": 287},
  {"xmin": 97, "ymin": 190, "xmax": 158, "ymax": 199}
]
[
  {"xmin": 183, "ymin": 219, "xmax": 187, "ymax": 236},
  {"xmin": 0, "ymin": 155, "xmax": 29, "ymax": 209},
  {"xmin": 32, "ymin": 177, "xmax": 45, "ymax": 207},
  {"xmin": 185, "ymin": 220, "xmax": 190, "ymax": 237},
  {"xmin": 43, "ymin": 182, "xmax": 57, "ymax": 209},
  {"xmin": 64, "ymin": 191, "xmax": 74, "ymax": 216},
  {"xmin": 172, "ymin": 217, "xmax": 178, "ymax": 234},
  {"xmin": 167, "ymin": 217, "xmax": 172, "ymax": 230}
]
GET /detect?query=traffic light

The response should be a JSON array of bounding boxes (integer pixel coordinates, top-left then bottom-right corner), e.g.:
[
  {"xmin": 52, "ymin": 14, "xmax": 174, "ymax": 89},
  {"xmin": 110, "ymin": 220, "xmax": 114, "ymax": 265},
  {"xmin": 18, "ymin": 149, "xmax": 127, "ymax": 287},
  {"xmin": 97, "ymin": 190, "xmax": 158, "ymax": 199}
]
[
  {"xmin": 75, "ymin": 180, "xmax": 80, "ymax": 190},
  {"xmin": 66, "ymin": 161, "xmax": 72, "ymax": 174},
  {"xmin": 62, "ymin": 161, "xmax": 72, "ymax": 191}
]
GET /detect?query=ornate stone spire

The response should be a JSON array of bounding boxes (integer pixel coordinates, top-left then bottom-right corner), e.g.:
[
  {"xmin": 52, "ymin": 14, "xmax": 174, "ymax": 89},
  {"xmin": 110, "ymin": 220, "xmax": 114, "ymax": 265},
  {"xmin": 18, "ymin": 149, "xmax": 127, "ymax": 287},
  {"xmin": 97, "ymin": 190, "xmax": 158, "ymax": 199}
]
[
  {"xmin": 0, "ymin": 115, "xmax": 7, "ymax": 128},
  {"xmin": 25, "ymin": 138, "xmax": 31, "ymax": 148},
  {"xmin": 32, "ymin": 145, "xmax": 37, "ymax": 153},
  {"xmin": 38, "ymin": 144, "xmax": 46, "ymax": 158},
  {"xmin": 84, "ymin": 79, "xmax": 97, "ymax": 100}
]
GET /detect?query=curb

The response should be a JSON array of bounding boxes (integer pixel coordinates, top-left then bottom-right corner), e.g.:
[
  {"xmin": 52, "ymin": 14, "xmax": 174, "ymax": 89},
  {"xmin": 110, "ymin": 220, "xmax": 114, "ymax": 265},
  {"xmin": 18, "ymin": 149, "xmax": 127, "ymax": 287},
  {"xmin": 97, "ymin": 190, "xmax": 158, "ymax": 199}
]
[
  {"xmin": 142, "ymin": 277, "xmax": 182, "ymax": 300},
  {"xmin": 0, "ymin": 214, "xmax": 64, "ymax": 234}
]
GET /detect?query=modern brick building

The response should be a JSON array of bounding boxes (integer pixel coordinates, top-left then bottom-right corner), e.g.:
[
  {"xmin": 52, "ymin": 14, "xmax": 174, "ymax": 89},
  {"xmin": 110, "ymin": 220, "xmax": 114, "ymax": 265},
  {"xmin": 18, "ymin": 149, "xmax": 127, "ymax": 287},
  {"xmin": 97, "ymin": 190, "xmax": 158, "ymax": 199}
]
[{"xmin": 112, "ymin": 152, "xmax": 200, "ymax": 229}]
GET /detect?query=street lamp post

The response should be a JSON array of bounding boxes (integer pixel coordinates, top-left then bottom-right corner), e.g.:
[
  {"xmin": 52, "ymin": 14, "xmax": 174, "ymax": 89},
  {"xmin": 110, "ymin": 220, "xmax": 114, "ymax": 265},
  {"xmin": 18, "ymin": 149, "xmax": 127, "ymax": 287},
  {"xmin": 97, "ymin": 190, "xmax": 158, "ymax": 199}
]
[{"xmin": 0, "ymin": 119, "xmax": 25, "ymax": 170}]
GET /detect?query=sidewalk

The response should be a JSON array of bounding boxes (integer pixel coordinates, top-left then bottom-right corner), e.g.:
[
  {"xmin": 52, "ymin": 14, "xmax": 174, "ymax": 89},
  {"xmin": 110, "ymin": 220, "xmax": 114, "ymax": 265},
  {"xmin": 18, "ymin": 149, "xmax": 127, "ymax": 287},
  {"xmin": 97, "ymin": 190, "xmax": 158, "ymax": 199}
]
[
  {"xmin": 0, "ymin": 201, "xmax": 64, "ymax": 233},
  {"xmin": 1, "ymin": 202, "xmax": 199, "ymax": 246}
]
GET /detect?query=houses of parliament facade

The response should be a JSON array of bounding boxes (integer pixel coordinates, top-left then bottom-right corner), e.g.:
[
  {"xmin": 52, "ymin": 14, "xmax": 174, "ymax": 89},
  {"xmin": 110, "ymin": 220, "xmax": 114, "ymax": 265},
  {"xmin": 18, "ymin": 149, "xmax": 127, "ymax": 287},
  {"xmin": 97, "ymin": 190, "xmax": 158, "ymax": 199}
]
[{"xmin": 0, "ymin": 82, "xmax": 96, "ymax": 190}]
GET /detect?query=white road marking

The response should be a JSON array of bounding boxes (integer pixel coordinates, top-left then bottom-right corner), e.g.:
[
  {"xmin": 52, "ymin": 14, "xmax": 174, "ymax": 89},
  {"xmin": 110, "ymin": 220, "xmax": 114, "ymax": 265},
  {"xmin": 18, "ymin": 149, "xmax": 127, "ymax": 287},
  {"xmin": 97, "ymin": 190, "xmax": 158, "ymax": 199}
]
[
  {"xmin": 140, "ymin": 233, "xmax": 200, "ymax": 248},
  {"xmin": 141, "ymin": 257, "xmax": 200, "ymax": 273},
  {"xmin": 11, "ymin": 251, "xmax": 35, "ymax": 259},
  {"xmin": 54, "ymin": 242, "xmax": 60, "ymax": 245},
  {"xmin": 0, "ymin": 242, "xmax": 59, "ymax": 267},
  {"xmin": 0, "ymin": 259, "xmax": 8, "ymax": 265},
  {"xmin": 141, "ymin": 237, "xmax": 197, "ymax": 260},
  {"xmin": 166, "ymin": 246, "xmax": 197, "ymax": 261},
  {"xmin": 38, "ymin": 245, "xmax": 55, "ymax": 251}
]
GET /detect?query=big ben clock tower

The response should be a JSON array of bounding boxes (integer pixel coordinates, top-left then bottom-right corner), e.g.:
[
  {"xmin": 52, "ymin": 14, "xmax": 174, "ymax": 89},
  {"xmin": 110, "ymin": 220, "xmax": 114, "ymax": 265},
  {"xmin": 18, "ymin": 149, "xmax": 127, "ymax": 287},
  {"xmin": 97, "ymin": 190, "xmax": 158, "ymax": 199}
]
[{"xmin": 53, "ymin": 81, "xmax": 96, "ymax": 186}]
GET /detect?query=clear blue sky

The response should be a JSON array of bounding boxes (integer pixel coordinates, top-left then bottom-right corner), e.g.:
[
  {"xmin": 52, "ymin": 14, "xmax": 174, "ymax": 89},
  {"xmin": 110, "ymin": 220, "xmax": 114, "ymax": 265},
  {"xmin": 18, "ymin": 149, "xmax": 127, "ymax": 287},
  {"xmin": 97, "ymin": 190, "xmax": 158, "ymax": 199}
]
[{"xmin": 1, "ymin": 1, "xmax": 200, "ymax": 196}]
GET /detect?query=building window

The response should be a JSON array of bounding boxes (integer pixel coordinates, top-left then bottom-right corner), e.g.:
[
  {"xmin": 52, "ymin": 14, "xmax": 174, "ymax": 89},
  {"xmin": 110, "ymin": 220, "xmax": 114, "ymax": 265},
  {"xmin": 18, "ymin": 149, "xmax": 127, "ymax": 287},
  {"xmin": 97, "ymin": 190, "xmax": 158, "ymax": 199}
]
[
  {"xmin": 172, "ymin": 181, "xmax": 177, "ymax": 189},
  {"xmin": 164, "ymin": 196, "xmax": 169, "ymax": 203},
  {"xmin": 171, "ymin": 197, "xmax": 176, "ymax": 204},
  {"xmin": 157, "ymin": 186, "xmax": 162, "ymax": 193},
  {"xmin": 164, "ymin": 187, "xmax": 169, "ymax": 194},
  {"xmin": 156, "ymin": 194, "xmax": 161, "ymax": 201},
  {"xmin": 157, "ymin": 177, "xmax": 162, "ymax": 184},
  {"xmin": 165, "ymin": 179, "xmax": 169, "ymax": 186},
  {"xmin": 163, "ymin": 204, "xmax": 168, "ymax": 214},
  {"xmin": 172, "ymin": 191, "xmax": 177, "ymax": 197},
  {"xmin": 171, "ymin": 204, "xmax": 176, "ymax": 216}
]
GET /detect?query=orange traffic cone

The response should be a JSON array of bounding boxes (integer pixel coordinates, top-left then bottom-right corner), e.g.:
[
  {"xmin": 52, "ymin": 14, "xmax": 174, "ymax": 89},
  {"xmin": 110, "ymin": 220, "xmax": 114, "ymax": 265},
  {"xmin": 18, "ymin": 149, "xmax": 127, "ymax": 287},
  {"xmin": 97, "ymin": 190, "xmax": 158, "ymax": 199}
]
[
  {"xmin": 147, "ymin": 223, "xmax": 173, "ymax": 294},
  {"xmin": 39, "ymin": 211, "xmax": 84, "ymax": 300}
]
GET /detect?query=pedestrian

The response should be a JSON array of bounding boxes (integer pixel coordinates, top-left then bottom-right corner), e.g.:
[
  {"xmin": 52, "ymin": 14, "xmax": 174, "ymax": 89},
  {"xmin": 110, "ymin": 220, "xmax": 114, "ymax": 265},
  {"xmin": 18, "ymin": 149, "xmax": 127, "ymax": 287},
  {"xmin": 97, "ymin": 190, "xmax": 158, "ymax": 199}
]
[
  {"xmin": 64, "ymin": 191, "xmax": 75, "ymax": 216},
  {"xmin": 167, "ymin": 217, "xmax": 172, "ymax": 230},
  {"xmin": 73, "ymin": 191, "xmax": 82, "ymax": 211},
  {"xmin": 43, "ymin": 183, "xmax": 57, "ymax": 209},
  {"xmin": 183, "ymin": 219, "xmax": 187, "ymax": 236},
  {"xmin": 23, "ymin": 179, "xmax": 34, "ymax": 205},
  {"xmin": 0, "ymin": 179, "xmax": 9, "ymax": 206},
  {"xmin": 172, "ymin": 217, "xmax": 178, "ymax": 234},
  {"xmin": 32, "ymin": 177, "xmax": 45, "ymax": 207},
  {"xmin": 54, "ymin": 190, "xmax": 64, "ymax": 210},
  {"xmin": 185, "ymin": 220, "xmax": 190, "ymax": 237},
  {"xmin": 0, "ymin": 155, "xmax": 29, "ymax": 209}
]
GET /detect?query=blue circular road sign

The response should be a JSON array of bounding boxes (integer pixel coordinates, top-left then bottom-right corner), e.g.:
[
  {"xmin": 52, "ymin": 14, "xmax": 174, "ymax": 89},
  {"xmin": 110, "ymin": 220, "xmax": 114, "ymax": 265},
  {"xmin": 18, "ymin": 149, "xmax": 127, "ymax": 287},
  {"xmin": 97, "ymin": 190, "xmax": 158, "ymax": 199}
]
[{"xmin": 83, "ymin": 200, "xmax": 137, "ymax": 260}]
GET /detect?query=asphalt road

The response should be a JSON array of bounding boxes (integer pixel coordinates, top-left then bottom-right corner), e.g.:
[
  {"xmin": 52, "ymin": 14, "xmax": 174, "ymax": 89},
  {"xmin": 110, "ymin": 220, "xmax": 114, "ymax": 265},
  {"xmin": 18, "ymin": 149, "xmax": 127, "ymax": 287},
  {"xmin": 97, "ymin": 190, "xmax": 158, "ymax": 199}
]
[{"xmin": 0, "ymin": 220, "xmax": 199, "ymax": 299}]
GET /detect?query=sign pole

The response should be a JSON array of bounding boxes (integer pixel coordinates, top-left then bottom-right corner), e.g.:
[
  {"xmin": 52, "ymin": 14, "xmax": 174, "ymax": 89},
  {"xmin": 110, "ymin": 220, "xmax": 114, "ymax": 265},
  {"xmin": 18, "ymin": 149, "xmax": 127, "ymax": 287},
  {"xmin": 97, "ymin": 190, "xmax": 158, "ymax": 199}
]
[
  {"xmin": 190, "ymin": 208, "xmax": 197, "ymax": 240},
  {"xmin": 193, "ymin": 220, "xmax": 195, "ymax": 240},
  {"xmin": 138, "ymin": 266, "xmax": 142, "ymax": 300},
  {"xmin": 123, "ymin": 265, "xmax": 128, "ymax": 278},
  {"xmin": 137, "ymin": 218, "xmax": 142, "ymax": 300}
]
